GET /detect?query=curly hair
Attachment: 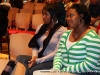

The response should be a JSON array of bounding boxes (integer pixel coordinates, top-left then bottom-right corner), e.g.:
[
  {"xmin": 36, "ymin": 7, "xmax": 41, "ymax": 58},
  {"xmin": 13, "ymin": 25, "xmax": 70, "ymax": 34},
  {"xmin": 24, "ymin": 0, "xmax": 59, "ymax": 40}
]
[{"xmin": 68, "ymin": 4, "xmax": 91, "ymax": 25}]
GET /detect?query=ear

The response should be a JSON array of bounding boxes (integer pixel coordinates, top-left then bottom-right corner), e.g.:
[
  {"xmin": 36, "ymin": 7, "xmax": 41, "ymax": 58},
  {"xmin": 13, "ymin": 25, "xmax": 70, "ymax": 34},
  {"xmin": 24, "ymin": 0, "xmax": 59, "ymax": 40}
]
[
  {"xmin": 52, "ymin": 18, "xmax": 57, "ymax": 23},
  {"xmin": 80, "ymin": 14, "xmax": 84, "ymax": 18}
]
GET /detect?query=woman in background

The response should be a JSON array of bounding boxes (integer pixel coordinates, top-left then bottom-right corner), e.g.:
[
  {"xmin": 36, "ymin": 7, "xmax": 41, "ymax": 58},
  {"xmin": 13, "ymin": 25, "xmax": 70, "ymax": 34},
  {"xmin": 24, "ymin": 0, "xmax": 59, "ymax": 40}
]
[
  {"xmin": 53, "ymin": 4, "xmax": 100, "ymax": 75},
  {"xmin": 17, "ymin": 3, "xmax": 67, "ymax": 75},
  {"xmin": 77, "ymin": 0, "xmax": 90, "ymax": 8},
  {"xmin": 89, "ymin": 0, "xmax": 100, "ymax": 27},
  {"xmin": 63, "ymin": 0, "xmax": 74, "ymax": 11},
  {"xmin": 9, "ymin": 0, "xmax": 23, "ymax": 9}
]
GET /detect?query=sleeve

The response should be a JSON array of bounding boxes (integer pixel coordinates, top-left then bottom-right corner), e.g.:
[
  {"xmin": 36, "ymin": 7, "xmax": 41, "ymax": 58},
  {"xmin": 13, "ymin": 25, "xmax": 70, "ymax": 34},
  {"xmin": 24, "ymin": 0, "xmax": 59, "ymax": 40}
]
[
  {"xmin": 53, "ymin": 36, "xmax": 64, "ymax": 70},
  {"xmin": 36, "ymin": 27, "xmax": 67, "ymax": 64},
  {"xmin": 62, "ymin": 36, "xmax": 100, "ymax": 72},
  {"xmin": 32, "ymin": 48, "xmax": 38, "ymax": 57},
  {"xmin": 32, "ymin": 24, "xmax": 43, "ymax": 57}
]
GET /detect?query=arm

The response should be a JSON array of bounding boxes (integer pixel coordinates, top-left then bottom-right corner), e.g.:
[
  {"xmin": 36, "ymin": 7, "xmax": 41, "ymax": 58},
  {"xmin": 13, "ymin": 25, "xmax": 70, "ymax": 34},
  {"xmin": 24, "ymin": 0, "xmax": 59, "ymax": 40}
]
[
  {"xmin": 53, "ymin": 41, "xmax": 63, "ymax": 70},
  {"xmin": 28, "ymin": 24, "xmax": 43, "ymax": 68},
  {"xmin": 32, "ymin": 24, "xmax": 43, "ymax": 57}
]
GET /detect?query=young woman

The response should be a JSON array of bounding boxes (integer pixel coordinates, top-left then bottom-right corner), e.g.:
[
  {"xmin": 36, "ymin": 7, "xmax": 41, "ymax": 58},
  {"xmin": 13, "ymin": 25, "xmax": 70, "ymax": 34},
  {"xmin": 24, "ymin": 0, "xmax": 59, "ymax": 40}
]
[
  {"xmin": 16, "ymin": 3, "xmax": 67, "ymax": 75},
  {"xmin": 53, "ymin": 4, "xmax": 100, "ymax": 75},
  {"xmin": 89, "ymin": 0, "xmax": 100, "ymax": 27}
]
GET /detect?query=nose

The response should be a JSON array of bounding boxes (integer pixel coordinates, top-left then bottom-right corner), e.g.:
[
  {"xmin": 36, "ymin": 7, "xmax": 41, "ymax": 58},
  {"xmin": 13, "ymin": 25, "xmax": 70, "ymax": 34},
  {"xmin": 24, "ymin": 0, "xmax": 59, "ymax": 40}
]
[
  {"xmin": 42, "ymin": 15, "xmax": 45, "ymax": 19},
  {"xmin": 66, "ymin": 17, "xmax": 70, "ymax": 22}
]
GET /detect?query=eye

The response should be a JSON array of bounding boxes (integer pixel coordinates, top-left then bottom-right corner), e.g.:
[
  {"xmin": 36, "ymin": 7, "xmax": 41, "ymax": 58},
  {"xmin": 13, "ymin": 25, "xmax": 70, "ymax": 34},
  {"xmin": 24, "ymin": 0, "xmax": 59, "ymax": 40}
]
[
  {"xmin": 70, "ymin": 14, "xmax": 74, "ymax": 17},
  {"xmin": 45, "ymin": 13, "xmax": 49, "ymax": 16},
  {"xmin": 66, "ymin": 14, "xmax": 74, "ymax": 18}
]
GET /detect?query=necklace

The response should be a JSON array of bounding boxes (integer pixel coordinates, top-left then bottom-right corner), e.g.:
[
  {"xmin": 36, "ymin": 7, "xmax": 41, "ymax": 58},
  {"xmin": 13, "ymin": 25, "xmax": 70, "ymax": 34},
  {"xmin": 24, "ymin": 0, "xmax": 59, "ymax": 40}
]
[{"xmin": 73, "ymin": 26, "xmax": 87, "ymax": 41}]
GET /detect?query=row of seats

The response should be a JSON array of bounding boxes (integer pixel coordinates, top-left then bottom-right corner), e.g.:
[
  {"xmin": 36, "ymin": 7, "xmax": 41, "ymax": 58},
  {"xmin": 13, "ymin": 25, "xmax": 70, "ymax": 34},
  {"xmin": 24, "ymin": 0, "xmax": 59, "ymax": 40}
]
[
  {"xmin": 0, "ymin": 2, "xmax": 45, "ymax": 54},
  {"xmin": 8, "ymin": 2, "xmax": 46, "ymax": 31}
]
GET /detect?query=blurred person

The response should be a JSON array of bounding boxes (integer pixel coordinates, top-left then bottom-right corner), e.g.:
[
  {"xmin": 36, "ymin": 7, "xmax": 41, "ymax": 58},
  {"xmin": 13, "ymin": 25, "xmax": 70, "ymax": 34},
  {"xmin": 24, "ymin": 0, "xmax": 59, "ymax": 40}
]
[
  {"xmin": 53, "ymin": 4, "xmax": 100, "ymax": 75},
  {"xmin": 0, "ymin": 3, "xmax": 10, "ymax": 39},
  {"xmin": 63, "ymin": 0, "xmax": 74, "ymax": 10},
  {"xmin": 9, "ymin": 0, "xmax": 23, "ymax": 9},
  {"xmin": 16, "ymin": 3, "xmax": 67, "ymax": 75},
  {"xmin": 53, "ymin": 0, "xmax": 67, "ymax": 27},
  {"xmin": 89, "ymin": 0, "xmax": 100, "ymax": 27},
  {"xmin": 77, "ymin": 0, "xmax": 90, "ymax": 8}
]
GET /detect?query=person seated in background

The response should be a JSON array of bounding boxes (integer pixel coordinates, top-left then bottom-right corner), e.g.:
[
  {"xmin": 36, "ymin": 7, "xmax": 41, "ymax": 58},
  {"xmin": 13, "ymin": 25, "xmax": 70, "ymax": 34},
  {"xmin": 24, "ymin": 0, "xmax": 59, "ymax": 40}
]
[
  {"xmin": 53, "ymin": 4, "xmax": 100, "ymax": 75},
  {"xmin": 63, "ymin": 0, "xmax": 74, "ymax": 11},
  {"xmin": 16, "ymin": 3, "xmax": 67, "ymax": 75},
  {"xmin": 9, "ymin": 0, "xmax": 23, "ymax": 9},
  {"xmin": 0, "ymin": 3, "xmax": 10, "ymax": 39},
  {"xmin": 0, "ymin": 0, "xmax": 2, "ymax": 3},
  {"xmin": 53, "ymin": 0, "xmax": 67, "ymax": 27},
  {"xmin": 77, "ymin": 0, "xmax": 90, "ymax": 8},
  {"xmin": 89, "ymin": 0, "xmax": 100, "ymax": 27}
]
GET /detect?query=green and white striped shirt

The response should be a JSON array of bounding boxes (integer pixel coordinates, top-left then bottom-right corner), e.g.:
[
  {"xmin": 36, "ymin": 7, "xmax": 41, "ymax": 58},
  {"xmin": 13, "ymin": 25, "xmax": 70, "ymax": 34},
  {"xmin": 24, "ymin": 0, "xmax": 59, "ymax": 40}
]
[{"xmin": 53, "ymin": 30, "xmax": 100, "ymax": 73}]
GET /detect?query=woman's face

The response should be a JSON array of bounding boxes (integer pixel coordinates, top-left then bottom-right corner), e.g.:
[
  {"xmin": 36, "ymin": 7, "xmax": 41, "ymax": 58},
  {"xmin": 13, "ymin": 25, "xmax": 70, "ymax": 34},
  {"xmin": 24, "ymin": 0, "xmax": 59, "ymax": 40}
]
[
  {"xmin": 42, "ymin": 9, "xmax": 51, "ymax": 24},
  {"xmin": 66, "ymin": 8, "xmax": 81, "ymax": 29}
]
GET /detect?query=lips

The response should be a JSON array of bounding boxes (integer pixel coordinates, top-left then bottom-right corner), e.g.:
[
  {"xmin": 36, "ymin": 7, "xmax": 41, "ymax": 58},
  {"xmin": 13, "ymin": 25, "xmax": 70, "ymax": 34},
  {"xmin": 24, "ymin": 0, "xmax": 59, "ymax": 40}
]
[{"xmin": 67, "ymin": 20, "xmax": 72, "ymax": 25}]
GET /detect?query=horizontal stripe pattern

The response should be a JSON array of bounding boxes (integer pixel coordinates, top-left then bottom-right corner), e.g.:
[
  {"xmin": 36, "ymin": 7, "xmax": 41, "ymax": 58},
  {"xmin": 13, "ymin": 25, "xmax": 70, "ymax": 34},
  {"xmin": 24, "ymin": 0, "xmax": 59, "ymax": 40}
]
[{"xmin": 53, "ymin": 30, "xmax": 100, "ymax": 73}]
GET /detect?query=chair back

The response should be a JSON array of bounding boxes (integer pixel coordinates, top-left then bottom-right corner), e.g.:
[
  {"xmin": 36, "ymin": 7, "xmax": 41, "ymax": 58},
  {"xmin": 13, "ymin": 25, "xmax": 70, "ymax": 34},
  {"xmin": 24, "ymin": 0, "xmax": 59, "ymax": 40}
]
[
  {"xmin": 10, "ymin": 33, "xmax": 34, "ymax": 59},
  {"xmin": 15, "ymin": 13, "xmax": 32, "ymax": 30},
  {"xmin": 32, "ymin": 14, "xmax": 43, "ymax": 30},
  {"xmin": 34, "ymin": 3, "xmax": 46, "ymax": 14},
  {"xmin": 8, "ymin": 7, "xmax": 19, "ymax": 28},
  {"xmin": 20, "ymin": 8, "xmax": 34, "ymax": 14},
  {"xmin": 23, "ymin": 2, "xmax": 34, "ymax": 10}
]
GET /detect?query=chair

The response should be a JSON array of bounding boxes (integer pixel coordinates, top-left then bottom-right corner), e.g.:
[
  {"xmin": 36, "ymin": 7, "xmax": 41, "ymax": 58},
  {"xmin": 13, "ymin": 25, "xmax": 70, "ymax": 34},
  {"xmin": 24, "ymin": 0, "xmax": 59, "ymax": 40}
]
[
  {"xmin": 23, "ymin": 2, "xmax": 34, "ymax": 10},
  {"xmin": 0, "ymin": 59, "xmax": 26, "ymax": 75},
  {"xmin": 10, "ymin": 33, "xmax": 34, "ymax": 60},
  {"xmin": 0, "ymin": 31, "xmax": 10, "ymax": 55},
  {"xmin": 0, "ymin": 32, "xmax": 34, "ymax": 60},
  {"xmin": 34, "ymin": 3, "xmax": 46, "ymax": 14},
  {"xmin": 0, "ymin": 33, "xmax": 34, "ymax": 75},
  {"xmin": 15, "ymin": 13, "xmax": 32, "ymax": 30},
  {"xmin": 8, "ymin": 7, "xmax": 19, "ymax": 28},
  {"xmin": 32, "ymin": 14, "xmax": 43, "ymax": 30},
  {"xmin": 20, "ymin": 8, "xmax": 34, "ymax": 14}
]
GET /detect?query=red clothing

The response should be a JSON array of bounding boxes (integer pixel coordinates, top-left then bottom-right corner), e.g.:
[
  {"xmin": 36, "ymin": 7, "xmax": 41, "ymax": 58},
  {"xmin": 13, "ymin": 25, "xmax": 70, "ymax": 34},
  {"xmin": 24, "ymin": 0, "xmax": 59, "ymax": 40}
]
[
  {"xmin": 74, "ymin": 0, "xmax": 78, "ymax": 2},
  {"xmin": 97, "ymin": 23, "xmax": 100, "ymax": 32}
]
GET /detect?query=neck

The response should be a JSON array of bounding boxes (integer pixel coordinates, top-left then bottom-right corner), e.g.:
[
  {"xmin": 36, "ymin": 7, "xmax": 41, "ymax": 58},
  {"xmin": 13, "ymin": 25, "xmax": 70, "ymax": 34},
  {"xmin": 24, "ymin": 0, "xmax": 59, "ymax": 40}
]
[
  {"xmin": 47, "ymin": 20, "xmax": 58, "ymax": 30},
  {"xmin": 72, "ymin": 25, "xmax": 88, "ymax": 41}
]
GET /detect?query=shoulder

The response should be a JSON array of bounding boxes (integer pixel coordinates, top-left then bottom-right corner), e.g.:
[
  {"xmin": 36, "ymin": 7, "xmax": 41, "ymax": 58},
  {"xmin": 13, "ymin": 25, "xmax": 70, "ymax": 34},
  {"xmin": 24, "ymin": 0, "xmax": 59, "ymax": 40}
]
[
  {"xmin": 86, "ymin": 30, "xmax": 100, "ymax": 41},
  {"xmin": 61, "ymin": 30, "xmax": 71, "ymax": 38},
  {"xmin": 35, "ymin": 24, "xmax": 44, "ymax": 34},
  {"xmin": 58, "ymin": 26, "xmax": 67, "ymax": 32}
]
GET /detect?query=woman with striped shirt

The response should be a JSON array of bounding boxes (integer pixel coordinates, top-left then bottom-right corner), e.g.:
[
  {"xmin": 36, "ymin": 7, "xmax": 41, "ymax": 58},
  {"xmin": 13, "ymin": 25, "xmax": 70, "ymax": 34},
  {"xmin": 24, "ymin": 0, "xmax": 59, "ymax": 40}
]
[{"xmin": 53, "ymin": 4, "xmax": 100, "ymax": 75}]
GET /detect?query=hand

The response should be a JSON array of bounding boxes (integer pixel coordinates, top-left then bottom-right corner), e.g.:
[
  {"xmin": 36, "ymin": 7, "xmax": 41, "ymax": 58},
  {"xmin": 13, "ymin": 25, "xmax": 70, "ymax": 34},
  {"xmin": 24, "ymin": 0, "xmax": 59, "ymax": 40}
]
[{"xmin": 28, "ymin": 56, "xmax": 37, "ymax": 68}]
